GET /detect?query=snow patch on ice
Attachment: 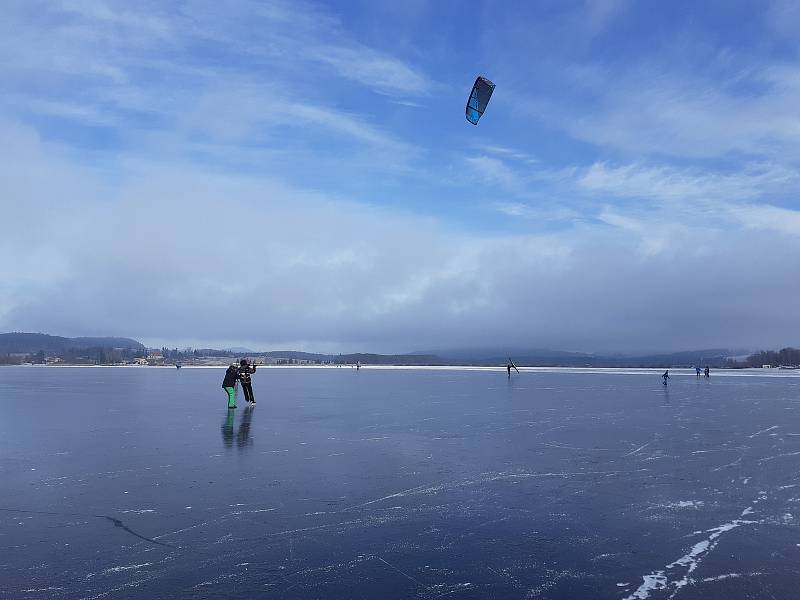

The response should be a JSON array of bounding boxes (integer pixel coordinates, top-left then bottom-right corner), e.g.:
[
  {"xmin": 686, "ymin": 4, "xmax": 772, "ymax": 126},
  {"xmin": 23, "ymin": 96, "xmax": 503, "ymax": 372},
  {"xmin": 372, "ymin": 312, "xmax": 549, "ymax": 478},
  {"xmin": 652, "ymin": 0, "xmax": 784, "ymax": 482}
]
[
  {"xmin": 624, "ymin": 511, "xmax": 757, "ymax": 599},
  {"xmin": 622, "ymin": 572, "xmax": 667, "ymax": 599}
]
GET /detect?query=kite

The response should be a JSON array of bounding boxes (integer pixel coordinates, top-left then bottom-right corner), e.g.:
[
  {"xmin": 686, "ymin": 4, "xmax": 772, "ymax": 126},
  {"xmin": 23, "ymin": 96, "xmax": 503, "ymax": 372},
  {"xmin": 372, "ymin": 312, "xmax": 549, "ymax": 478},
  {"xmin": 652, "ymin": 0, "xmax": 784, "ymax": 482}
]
[{"xmin": 466, "ymin": 76, "xmax": 495, "ymax": 125}]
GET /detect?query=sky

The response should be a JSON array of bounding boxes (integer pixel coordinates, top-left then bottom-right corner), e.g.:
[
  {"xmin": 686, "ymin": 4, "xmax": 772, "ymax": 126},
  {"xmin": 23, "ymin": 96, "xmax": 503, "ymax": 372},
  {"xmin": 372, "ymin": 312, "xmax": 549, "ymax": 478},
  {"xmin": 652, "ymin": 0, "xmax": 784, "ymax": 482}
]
[{"xmin": 2, "ymin": 0, "xmax": 800, "ymax": 353}]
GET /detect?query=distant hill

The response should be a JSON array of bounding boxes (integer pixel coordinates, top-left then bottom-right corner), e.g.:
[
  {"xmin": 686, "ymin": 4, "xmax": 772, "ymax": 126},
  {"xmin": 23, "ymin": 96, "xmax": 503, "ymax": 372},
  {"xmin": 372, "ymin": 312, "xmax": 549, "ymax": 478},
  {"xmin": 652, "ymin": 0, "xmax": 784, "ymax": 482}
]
[
  {"xmin": 0, "ymin": 332, "xmax": 747, "ymax": 368},
  {"xmin": 0, "ymin": 332, "xmax": 144, "ymax": 354},
  {"xmin": 414, "ymin": 347, "xmax": 741, "ymax": 367},
  {"xmin": 416, "ymin": 347, "xmax": 590, "ymax": 365},
  {"xmin": 258, "ymin": 350, "xmax": 447, "ymax": 365}
]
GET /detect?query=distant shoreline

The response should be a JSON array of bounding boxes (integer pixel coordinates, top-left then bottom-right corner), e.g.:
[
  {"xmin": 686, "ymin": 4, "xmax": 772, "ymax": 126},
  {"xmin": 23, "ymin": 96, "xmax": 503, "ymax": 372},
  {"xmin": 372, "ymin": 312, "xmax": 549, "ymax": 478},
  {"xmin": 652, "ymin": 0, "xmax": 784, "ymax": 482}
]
[{"xmin": 4, "ymin": 364, "xmax": 800, "ymax": 377}]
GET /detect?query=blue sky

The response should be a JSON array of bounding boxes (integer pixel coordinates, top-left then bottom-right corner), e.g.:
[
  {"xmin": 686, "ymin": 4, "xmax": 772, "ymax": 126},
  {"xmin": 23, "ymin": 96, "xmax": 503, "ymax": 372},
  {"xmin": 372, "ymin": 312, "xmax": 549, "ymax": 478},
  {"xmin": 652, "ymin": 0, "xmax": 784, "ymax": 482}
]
[{"xmin": 2, "ymin": 0, "xmax": 800, "ymax": 352}]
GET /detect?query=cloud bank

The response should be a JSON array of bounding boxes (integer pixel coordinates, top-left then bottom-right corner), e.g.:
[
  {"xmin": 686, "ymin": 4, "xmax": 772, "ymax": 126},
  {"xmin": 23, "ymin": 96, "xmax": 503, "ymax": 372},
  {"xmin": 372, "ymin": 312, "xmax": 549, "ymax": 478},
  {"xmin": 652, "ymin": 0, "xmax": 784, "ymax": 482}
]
[{"xmin": 2, "ymin": 0, "xmax": 800, "ymax": 352}]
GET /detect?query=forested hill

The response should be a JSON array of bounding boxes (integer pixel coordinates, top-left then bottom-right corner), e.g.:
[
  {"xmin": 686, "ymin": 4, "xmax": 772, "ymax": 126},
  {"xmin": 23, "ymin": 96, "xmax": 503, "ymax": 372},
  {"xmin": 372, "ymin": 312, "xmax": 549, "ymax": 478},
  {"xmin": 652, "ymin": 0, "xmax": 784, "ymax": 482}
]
[{"xmin": 0, "ymin": 333, "xmax": 144, "ymax": 353}]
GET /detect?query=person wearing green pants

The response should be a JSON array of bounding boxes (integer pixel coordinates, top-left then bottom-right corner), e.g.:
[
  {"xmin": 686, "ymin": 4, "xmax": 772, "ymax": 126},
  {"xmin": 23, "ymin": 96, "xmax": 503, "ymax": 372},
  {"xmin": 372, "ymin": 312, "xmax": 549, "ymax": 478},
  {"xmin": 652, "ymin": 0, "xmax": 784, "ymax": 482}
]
[{"xmin": 222, "ymin": 363, "xmax": 239, "ymax": 408}]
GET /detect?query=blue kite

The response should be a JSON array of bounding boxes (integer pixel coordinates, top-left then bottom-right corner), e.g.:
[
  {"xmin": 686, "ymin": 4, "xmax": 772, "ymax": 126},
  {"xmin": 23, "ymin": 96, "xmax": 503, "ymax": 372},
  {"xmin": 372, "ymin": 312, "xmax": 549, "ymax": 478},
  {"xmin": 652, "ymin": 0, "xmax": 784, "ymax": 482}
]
[{"xmin": 466, "ymin": 76, "xmax": 495, "ymax": 125}]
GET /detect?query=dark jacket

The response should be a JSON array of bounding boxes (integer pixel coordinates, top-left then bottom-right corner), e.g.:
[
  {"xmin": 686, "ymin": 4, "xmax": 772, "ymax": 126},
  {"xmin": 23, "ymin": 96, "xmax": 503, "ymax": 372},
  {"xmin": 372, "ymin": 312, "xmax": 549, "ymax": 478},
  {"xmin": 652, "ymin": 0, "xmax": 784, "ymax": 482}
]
[
  {"xmin": 222, "ymin": 366, "xmax": 239, "ymax": 388},
  {"xmin": 238, "ymin": 364, "xmax": 256, "ymax": 384}
]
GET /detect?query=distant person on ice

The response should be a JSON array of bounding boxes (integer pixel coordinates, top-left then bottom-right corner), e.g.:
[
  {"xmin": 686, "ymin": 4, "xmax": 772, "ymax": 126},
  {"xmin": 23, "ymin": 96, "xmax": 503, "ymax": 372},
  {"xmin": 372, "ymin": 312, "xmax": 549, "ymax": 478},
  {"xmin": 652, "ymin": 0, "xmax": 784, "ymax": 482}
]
[
  {"xmin": 506, "ymin": 359, "xmax": 519, "ymax": 377},
  {"xmin": 704, "ymin": 366, "xmax": 710, "ymax": 378},
  {"xmin": 223, "ymin": 363, "xmax": 239, "ymax": 408},
  {"xmin": 662, "ymin": 370, "xmax": 670, "ymax": 385},
  {"xmin": 238, "ymin": 359, "xmax": 257, "ymax": 405},
  {"xmin": 695, "ymin": 366, "xmax": 701, "ymax": 377}
]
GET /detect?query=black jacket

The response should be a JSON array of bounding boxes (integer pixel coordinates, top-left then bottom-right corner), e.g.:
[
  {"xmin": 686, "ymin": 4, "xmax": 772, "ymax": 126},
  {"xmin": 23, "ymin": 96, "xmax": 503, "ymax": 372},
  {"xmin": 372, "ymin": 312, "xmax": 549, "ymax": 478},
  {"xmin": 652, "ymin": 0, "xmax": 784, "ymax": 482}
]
[
  {"xmin": 222, "ymin": 366, "xmax": 239, "ymax": 388},
  {"xmin": 238, "ymin": 364, "xmax": 256, "ymax": 384}
]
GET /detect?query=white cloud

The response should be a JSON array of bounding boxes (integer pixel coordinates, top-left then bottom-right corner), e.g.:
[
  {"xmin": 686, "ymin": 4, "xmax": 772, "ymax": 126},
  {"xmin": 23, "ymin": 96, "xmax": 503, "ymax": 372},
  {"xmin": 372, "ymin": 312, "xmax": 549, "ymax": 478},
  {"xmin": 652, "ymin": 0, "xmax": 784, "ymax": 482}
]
[
  {"xmin": 3, "ymin": 119, "xmax": 800, "ymax": 352},
  {"xmin": 579, "ymin": 161, "xmax": 799, "ymax": 203},
  {"xmin": 465, "ymin": 155, "xmax": 525, "ymax": 192},
  {"xmin": 0, "ymin": 0, "xmax": 430, "ymax": 156},
  {"xmin": 507, "ymin": 53, "xmax": 800, "ymax": 163},
  {"xmin": 729, "ymin": 203, "xmax": 800, "ymax": 236},
  {"xmin": 310, "ymin": 45, "xmax": 431, "ymax": 97}
]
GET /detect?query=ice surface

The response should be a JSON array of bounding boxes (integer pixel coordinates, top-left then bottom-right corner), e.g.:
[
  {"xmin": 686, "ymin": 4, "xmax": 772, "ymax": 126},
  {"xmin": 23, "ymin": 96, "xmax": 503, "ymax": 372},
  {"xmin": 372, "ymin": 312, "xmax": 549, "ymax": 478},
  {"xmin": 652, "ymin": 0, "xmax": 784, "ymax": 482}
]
[{"xmin": 1, "ymin": 366, "xmax": 800, "ymax": 598}]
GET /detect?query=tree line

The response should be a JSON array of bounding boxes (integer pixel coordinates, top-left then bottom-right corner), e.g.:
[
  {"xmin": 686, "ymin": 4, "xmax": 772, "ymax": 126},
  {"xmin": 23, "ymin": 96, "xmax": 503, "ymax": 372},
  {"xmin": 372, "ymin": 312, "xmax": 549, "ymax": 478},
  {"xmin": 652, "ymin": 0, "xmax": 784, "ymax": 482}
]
[{"xmin": 734, "ymin": 347, "xmax": 800, "ymax": 368}]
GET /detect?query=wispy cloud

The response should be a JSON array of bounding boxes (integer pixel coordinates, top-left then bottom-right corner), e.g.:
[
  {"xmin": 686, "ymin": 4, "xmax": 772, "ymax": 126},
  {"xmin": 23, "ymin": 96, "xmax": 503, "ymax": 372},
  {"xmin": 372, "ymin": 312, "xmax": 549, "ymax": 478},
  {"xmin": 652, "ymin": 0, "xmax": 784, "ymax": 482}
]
[
  {"xmin": 765, "ymin": 0, "xmax": 800, "ymax": 40},
  {"xmin": 310, "ymin": 45, "xmax": 431, "ymax": 97},
  {"xmin": 729, "ymin": 203, "xmax": 800, "ymax": 236},
  {"xmin": 465, "ymin": 155, "xmax": 526, "ymax": 193},
  {"xmin": 579, "ymin": 0, "xmax": 630, "ymax": 38},
  {"xmin": 579, "ymin": 161, "xmax": 799, "ymax": 203},
  {"xmin": 0, "ymin": 0, "xmax": 430, "ymax": 152}
]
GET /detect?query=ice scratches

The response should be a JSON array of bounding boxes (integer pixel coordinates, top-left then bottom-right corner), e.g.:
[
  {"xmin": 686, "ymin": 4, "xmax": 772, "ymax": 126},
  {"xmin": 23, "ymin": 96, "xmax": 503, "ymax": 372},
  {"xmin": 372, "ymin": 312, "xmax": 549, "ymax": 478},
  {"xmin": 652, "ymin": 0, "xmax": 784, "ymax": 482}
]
[
  {"xmin": 749, "ymin": 425, "xmax": 779, "ymax": 438},
  {"xmin": 592, "ymin": 553, "xmax": 623, "ymax": 562},
  {"xmin": 230, "ymin": 508, "xmax": 277, "ymax": 515},
  {"xmin": 429, "ymin": 582, "xmax": 474, "ymax": 598},
  {"xmin": 86, "ymin": 562, "xmax": 152, "ymax": 579},
  {"xmin": 649, "ymin": 501, "xmax": 704, "ymax": 511},
  {"xmin": 342, "ymin": 469, "xmax": 646, "ymax": 512},
  {"xmin": 623, "ymin": 442, "xmax": 650, "ymax": 457},
  {"xmin": 376, "ymin": 555, "xmax": 429, "ymax": 590},
  {"xmin": 79, "ymin": 561, "xmax": 169, "ymax": 600},
  {"xmin": 758, "ymin": 451, "xmax": 800, "ymax": 464},
  {"xmin": 326, "ymin": 436, "xmax": 388, "ymax": 442},
  {"xmin": 486, "ymin": 565, "xmax": 523, "ymax": 590},
  {"xmin": 698, "ymin": 572, "xmax": 764, "ymax": 583},
  {"xmin": 623, "ymin": 513, "xmax": 757, "ymax": 599},
  {"xmin": 270, "ymin": 553, "xmax": 435, "ymax": 596},
  {"xmin": 542, "ymin": 442, "xmax": 612, "ymax": 451},
  {"xmin": 526, "ymin": 568, "xmax": 584, "ymax": 598},
  {"xmin": 193, "ymin": 572, "xmax": 239, "ymax": 588},
  {"xmin": 711, "ymin": 452, "xmax": 744, "ymax": 472},
  {"xmin": 152, "ymin": 520, "xmax": 210, "ymax": 542}
]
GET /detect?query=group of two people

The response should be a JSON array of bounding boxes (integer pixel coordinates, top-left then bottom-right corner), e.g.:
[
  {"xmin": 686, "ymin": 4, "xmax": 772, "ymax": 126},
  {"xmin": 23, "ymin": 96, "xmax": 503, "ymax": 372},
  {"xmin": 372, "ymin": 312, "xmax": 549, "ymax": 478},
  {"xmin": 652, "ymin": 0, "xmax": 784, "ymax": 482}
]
[
  {"xmin": 222, "ymin": 359, "xmax": 257, "ymax": 408},
  {"xmin": 662, "ymin": 365, "xmax": 710, "ymax": 385}
]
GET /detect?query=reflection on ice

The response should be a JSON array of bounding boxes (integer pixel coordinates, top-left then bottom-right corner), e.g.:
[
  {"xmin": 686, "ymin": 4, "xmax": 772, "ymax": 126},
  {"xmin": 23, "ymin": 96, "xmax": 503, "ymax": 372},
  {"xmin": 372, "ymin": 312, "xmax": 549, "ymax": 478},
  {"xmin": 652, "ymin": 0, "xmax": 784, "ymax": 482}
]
[{"xmin": 221, "ymin": 406, "xmax": 255, "ymax": 450}]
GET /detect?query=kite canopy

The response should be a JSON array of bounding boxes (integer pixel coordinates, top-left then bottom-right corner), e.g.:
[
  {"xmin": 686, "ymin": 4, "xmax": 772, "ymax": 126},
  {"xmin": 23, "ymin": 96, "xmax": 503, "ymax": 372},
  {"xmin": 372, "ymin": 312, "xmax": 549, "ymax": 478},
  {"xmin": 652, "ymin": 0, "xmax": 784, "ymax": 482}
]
[{"xmin": 466, "ymin": 76, "xmax": 495, "ymax": 125}]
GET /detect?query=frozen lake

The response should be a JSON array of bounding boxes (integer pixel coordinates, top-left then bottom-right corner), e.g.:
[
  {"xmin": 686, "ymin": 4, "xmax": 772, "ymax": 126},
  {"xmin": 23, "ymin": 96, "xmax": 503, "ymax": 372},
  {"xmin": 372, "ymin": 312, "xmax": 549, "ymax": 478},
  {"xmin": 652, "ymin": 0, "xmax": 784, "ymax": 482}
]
[{"xmin": 2, "ymin": 366, "xmax": 800, "ymax": 599}]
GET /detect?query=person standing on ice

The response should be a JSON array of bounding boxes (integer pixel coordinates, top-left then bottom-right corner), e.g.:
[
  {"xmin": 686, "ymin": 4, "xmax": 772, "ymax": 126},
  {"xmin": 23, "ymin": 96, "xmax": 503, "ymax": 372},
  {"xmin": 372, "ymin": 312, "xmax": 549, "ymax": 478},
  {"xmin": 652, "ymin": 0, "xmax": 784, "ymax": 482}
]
[
  {"xmin": 222, "ymin": 363, "xmax": 239, "ymax": 408},
  {"xmin": 695, "ymin": 365, "xmax": 701, "ymax": 377},
  {"xmin": 662, "ymin": 370, "xmax": 670, "ymax": 385},
  {"xmin": 238, "ymin": 359, "xmax": 257, "ymax": 405},
  {"xmin": 704, "ymin": 366, "xmax": 710, "ymax": 378}
]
